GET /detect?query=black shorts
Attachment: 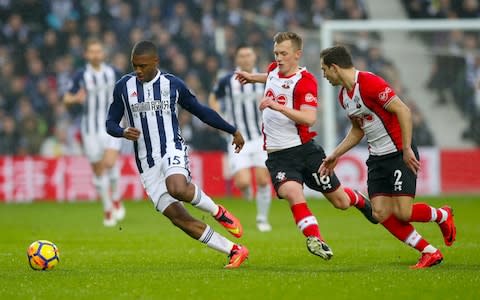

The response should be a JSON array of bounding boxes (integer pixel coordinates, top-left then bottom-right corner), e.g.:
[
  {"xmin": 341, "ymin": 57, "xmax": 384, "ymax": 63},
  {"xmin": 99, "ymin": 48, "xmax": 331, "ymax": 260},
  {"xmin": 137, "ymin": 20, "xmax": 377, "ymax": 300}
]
[
  {"xmin": 366, "ymin": 146, "xmax": 419, "ymax": 197},
  {"xmin": 265, "ymin": 140, "xmax": 340, "ymax": 197}
]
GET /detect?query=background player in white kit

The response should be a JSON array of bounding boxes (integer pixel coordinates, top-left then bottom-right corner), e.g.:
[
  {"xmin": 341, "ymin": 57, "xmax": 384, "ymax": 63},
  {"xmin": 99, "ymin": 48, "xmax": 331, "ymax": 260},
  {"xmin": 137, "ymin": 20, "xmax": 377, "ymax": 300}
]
[
  {"xmin": 209, "ymin": 45, "xmax": 272, "ymax": 232},
  {"xmin": 64, "ymin": 38, "xmax": 125, "ymax": 227},
  {"xmin": 106, "ymin": 40, "xmax": 249, "ymax": 268},
  {"xmin": 236, "ymin": 32, "xmax": 376, "ymax": 260},
  {"xmin": 319, "ymin": 45, "xmax": 456, "ymax": 269}
]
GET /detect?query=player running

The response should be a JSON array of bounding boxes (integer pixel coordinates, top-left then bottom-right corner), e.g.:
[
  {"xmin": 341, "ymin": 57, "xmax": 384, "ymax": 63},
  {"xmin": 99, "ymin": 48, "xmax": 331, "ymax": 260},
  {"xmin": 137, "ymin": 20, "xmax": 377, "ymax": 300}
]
[
  {"xmin": 319, "ymin": 45, "xmax": 456, "ymax": 269},
  {"xmin": 235, "ymin": 32, "xmax": 376, "ymax": 260},
  {"xmin": 106, "ymin": 40, "xmax": 248, "ymax": 268},
  {"xmin": 64, "ymin": 38, "xmax": 125, "ymax": 227},
  {"xmin": 209, "ymin": 44, "xmax": 272, "ymax": 232}
]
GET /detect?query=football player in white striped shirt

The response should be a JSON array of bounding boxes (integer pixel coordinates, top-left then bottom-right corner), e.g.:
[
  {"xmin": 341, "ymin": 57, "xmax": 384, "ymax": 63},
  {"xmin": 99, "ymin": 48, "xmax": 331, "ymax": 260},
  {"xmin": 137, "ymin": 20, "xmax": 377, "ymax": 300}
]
[
  {"xmin": 106, "ymin": 40, "xmax": 249, "ymax": 268},
  {"xmin": 64, "ymin": 38, "xmax": 125, "ymax": 227},
  {"xmin": 209, "ymin": 45, "xmax": 272, "ymax": 232}
]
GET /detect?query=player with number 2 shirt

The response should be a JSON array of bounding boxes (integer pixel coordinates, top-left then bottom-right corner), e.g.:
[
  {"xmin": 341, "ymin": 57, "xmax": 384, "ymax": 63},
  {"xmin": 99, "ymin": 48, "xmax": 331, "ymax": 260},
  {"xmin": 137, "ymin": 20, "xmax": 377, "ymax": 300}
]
[{"xmin": 236, "ymin": 32, "xmax": 377, "ymax": 261}]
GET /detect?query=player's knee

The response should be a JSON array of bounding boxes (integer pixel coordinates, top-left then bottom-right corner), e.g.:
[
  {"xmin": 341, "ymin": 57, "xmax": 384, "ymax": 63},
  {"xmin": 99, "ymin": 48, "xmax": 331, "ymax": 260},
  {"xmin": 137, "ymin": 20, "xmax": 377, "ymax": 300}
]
[{"xmin": 167, "ymin": 183, "xmax": 189, "ymax": 201}]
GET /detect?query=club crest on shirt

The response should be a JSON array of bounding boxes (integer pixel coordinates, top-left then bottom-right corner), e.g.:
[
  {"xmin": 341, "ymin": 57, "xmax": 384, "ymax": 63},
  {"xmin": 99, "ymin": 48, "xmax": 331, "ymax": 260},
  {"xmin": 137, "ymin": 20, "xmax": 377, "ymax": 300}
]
[
  {"xmin": 281, "ymin": 79, "xmax": 293, "ymax": 89},
  {"xmin": 353, "ymin": 96, "xmax": 362, "ymax": 108}
]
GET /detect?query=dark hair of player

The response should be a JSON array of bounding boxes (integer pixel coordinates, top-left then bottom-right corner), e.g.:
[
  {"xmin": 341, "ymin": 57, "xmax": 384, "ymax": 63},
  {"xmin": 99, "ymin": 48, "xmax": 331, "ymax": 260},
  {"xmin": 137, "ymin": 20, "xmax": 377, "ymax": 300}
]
[
  {"xmin": 131, "ymin": 40, "xmax": 158, "ymax": 57},
  {"xmin": 234, "ymin": 44, "xmax": 254, "ymax": 55},
  {"xmin": 320, "ymin": 45, "xmax": 354, "ymax": 68}
]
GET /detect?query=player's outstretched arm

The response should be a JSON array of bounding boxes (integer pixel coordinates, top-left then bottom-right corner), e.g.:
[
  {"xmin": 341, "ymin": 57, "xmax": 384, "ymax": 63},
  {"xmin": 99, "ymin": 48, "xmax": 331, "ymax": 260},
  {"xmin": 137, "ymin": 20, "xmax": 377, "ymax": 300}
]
[
  {"xmin": 319, "ymin": 120, "xmax": 364, "ymax": 176},
  {"xmin": 235, "ymin": 71, "xmax": 267, "ymax": 84}
]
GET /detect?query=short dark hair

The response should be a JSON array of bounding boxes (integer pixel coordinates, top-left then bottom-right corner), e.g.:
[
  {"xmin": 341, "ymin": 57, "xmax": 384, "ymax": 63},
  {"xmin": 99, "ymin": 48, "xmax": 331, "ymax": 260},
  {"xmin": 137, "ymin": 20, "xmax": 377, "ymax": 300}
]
[
  {"xmin": 273, "ymin": 32, "xmax": 303, "ymax": 50},
  {"xmin": 131, "ymin": 40, "xmax": 157, "ymax": 57},
  {"xmin": 234, "ymin": 44, "xmax": 253, "ymax": 55},
  {"xmin": 320, "ymin": 45, "xmax": 354, "ymax": 68}
]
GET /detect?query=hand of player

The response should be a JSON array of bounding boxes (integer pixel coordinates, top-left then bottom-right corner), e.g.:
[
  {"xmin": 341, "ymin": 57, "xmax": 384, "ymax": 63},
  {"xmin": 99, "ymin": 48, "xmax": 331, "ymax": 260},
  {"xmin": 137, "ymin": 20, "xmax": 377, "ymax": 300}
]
[
  {"xmin": 318, "ymin": 154, "xmax": 339, "ymax": 177},
  {"xmin": 123, "ymin": 127, "xmax": 141, "ymax": 141},
  {"xmin": 403, "ymin": 147, "xmax": 420, "ymax": 175},
  {"xmin": 259, "ymin": 97, "xmax": 283, "ymax": 112},
  {"xmin": 76, "ymin": 88, "xmax": 87, "ymax": 103},
  {"xmin": 235, "ymin": 71, "xmax": 254, "ymax": 85},
  {"xmin": 232, "ymin": 130, "xmax": 245, "ymax": 153}
]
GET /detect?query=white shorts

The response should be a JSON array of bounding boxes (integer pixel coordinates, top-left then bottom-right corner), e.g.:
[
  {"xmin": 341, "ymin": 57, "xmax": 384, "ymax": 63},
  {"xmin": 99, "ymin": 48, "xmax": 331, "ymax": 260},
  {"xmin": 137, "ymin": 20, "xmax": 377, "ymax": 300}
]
[
  {"xmin": 140, "ymin": 146, "xmax": 191, "ymax": 213},
  {"xmin": 227, "ymin": 137, "xmax": 267, "ymax": 176},
  {"xmin": 82, "ymin": 132, "xmax": 122, "ymax": 163}
]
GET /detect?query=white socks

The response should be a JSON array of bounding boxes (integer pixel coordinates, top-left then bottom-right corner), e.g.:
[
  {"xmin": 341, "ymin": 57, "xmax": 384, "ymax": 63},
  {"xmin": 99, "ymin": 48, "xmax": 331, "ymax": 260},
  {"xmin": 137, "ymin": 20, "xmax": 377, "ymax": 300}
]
[
  {"xmin": 93, "ymin": 175, "xmax": 112, "ymax": 212},
  {"xmin": 256, "ymin": 184, "xmax": 271, "ymax": 223},
  {"xmin": 108, "ymin": 164, "xmax": 121, "ymax": 202},
  {"xmin": 198, "ymin": 225, "xmax": 234, "ymax": 254},
  {"xmin": 190, "ymin": 184, "xmax": 219, "ymax": 216}
]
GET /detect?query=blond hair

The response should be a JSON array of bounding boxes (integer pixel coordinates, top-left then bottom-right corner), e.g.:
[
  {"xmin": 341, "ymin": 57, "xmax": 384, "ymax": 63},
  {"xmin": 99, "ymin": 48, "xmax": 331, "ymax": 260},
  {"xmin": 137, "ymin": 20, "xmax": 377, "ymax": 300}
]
[{"xmin": 273, "ymin": 32, "xmax": 303, "ymax": 50}]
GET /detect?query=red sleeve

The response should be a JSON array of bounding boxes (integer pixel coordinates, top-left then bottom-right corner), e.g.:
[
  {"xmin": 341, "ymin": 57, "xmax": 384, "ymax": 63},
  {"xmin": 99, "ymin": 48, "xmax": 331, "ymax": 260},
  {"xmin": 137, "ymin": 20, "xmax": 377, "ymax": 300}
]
[
  {"xmin": 266, "ymin": 62, "xmax": 277, "ymax": 73},
  {"xmin": 293, "ymin": 71, "xmax": 318, "ymax": 110},
  {"xmin": 359, "ymin": 72, "xmax": 396, "ymax": 107}
]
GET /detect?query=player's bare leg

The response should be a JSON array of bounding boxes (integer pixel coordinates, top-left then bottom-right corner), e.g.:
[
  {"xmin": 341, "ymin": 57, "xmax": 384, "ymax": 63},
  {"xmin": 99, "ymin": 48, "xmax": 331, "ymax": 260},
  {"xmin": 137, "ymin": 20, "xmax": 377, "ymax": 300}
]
[
  {"xmin": 166, "ymin": 173, "xmax": 243, "ymax": 238},
  {"xmin": 254, "ymin": 167, "xmax": 272, "ymax": 232},
  {"xmin": 162, "ymin": 202, "xmax": 248, "ymax": 268},
  {"xmin": 323, "ymin": 187, "xmax": 377, "ymax": 224},
  {"xmin": 373, "ymin": 196, "xmax": 443, "ymax": 269},
  {"xmin": 103, "ymin": 148, "xmax": 125, "ymax": 221},
  {"xmin": 279, "ymin": 181, "xmax": 333, "ymax": 260}
]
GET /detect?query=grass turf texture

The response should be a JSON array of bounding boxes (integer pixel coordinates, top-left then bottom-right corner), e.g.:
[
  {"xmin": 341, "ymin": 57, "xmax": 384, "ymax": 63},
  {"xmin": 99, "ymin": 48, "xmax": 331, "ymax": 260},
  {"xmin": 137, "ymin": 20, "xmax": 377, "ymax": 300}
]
[{"xmin": 1, "ymin": 196, "xmax": 479, "ymax": 299}]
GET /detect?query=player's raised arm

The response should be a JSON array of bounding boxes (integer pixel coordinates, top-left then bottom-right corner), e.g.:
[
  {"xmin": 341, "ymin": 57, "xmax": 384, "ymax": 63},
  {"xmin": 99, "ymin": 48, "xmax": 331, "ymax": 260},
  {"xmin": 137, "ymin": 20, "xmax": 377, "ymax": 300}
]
[
  {"xmin": 235, "ymin": 70, "xmax": 268, "ymax": 84},
  {"xmin": 177, "ymin": 80, "xmax": 244, "ymax": 152},
  {"xmin": 319, "ymin": 118, "xmax": 365, "ymax": 177}
]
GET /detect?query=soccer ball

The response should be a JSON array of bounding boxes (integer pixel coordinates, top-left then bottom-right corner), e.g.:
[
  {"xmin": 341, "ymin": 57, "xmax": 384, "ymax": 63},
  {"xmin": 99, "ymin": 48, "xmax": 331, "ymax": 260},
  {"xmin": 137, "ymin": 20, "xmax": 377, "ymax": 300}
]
[{"xmin": 27, "ymin": 240, "xmax": 60, "ymax": 270}]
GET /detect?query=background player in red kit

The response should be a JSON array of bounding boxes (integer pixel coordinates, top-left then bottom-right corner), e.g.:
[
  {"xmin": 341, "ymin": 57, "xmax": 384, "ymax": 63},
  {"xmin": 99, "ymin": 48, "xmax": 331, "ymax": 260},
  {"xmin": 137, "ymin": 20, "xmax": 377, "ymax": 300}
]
[
  {"xmin": 236, "ymin": 32, "xmax": 376, "ymax": 260},
  {"xmin": 319, "ymin": 45, "xmax": 456, "ymax": 269}
]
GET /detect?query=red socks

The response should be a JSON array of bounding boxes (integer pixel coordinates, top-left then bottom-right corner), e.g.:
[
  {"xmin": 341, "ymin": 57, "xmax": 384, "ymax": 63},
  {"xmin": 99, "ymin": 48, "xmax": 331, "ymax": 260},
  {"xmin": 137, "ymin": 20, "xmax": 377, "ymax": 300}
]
[
  {"xmin": 381, "ymin": 215, "xmax": 429, "ymax": 252},
  {"xmin": 410, "ymin": 203, "xmax": 446, "ymax": 223},
  {"xmin": 291, "ymin": 203, "xmax": 323, "ymax": 240},
  {"xmin": 344, "ymin": 187, "xmax": 365, "ymax": 209}
]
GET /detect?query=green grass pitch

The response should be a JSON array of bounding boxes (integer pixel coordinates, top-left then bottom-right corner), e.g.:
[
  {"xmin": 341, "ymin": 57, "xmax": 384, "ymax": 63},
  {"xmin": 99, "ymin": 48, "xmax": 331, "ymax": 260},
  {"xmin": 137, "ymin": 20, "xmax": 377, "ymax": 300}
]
[{"xmin": 1, "ymin": 196, "xmax": 479, "ymax": 299}]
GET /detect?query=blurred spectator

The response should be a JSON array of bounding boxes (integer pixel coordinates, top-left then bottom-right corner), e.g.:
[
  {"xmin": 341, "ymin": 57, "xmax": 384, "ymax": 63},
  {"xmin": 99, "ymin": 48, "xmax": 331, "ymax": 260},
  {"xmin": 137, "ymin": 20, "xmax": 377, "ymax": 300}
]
[
  {"xmin": 40, "ymin": 121, "xmax": 82, "ymax": 157},
  {"xmin": 0, "ymin": 0, "xmax": 443, "ymax": 155},
  {"xmin": 0, "ymin": 116, "xmax": 19, "ymax": 155}
]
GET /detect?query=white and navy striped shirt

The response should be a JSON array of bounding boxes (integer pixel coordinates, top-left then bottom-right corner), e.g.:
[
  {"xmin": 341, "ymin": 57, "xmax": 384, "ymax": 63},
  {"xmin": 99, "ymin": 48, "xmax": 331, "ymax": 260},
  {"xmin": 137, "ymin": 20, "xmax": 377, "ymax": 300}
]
[
  {"xmin": 213, "ymin": 70, "xmax": 264, "ymax": 141},
  {"xmin": 68, "ymin": 63, "xmax": 120, "ymax": 135},
  {"xmin": 106, "ymin": 70, "xmax": 237, "ymax": 173}
]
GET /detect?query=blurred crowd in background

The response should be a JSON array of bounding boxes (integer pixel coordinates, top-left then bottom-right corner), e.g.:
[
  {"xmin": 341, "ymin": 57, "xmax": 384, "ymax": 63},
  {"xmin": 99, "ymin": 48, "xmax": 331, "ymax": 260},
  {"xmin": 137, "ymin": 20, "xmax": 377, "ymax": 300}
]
[
  {"xmin": 0, "ymin": 0, "xmax": 478, "ymax": 157},
  {"xmin": 402, "ymin": 0, "xmax": 480, "ymax": 144}
]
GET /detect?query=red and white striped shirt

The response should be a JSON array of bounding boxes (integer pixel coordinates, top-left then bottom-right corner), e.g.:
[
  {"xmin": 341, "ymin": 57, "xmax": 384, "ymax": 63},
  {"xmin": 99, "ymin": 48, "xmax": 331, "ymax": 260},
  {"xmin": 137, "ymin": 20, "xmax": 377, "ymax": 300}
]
[
  {"xmin": 339, "ymin": 70, "xmax": 401, "ymax": 156},
  {"xmin": 262, "ymin": 62, "xmax": 318, "ymax": 151}
]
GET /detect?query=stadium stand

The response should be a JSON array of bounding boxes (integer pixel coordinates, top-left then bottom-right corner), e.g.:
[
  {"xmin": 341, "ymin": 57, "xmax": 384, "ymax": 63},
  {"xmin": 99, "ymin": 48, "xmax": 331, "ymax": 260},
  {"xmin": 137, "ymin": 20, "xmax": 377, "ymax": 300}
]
[{"xmin": 0, "ymin": 0, "xmax": 443, "ymax": 154}]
